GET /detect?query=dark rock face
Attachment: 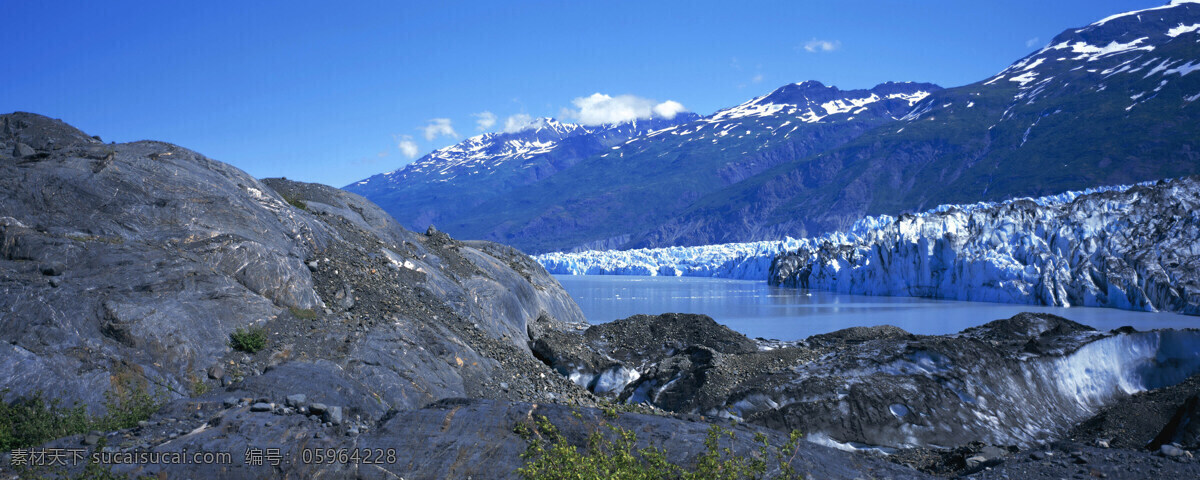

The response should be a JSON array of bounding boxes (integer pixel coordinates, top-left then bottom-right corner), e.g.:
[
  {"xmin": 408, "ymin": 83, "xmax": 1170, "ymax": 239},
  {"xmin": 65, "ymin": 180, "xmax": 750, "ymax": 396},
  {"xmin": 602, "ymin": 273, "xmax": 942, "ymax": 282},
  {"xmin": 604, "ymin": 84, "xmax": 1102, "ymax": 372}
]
[
  {"xmin": 43, "ymin": 396, "xmax": 927, "ymax": 480},
  {"xmin": 1072, "ymin": 373, "xmax": 1200, "ymax": 451},
  {"xmin": 531, "ymin": 313, "xmax": 795, "ymax": 402},
  {"xmin": 972, "ymin": 440, "xmax": 1200, "ymax": 480},
  {"xmin": 0, "ymin": 111, "xmax": 589, "ymax": 415},
  {"xmin": 1152, "ymin": 393, "xmax": 1200, "ymax": 450},
  {"xmin": 1, "ymin": 113, "xmax": 330, "ymax": 412},
  {"xmin": 744, "ymin": 315, "xmax": 1198, "ymax": 449},
  {"xmin": 806, "ymin": 325, "xmax": 916, "ymax": 349},
  {"xmin": 539, "ymin": 311, "xmax": 1200, "ymax": 452}
]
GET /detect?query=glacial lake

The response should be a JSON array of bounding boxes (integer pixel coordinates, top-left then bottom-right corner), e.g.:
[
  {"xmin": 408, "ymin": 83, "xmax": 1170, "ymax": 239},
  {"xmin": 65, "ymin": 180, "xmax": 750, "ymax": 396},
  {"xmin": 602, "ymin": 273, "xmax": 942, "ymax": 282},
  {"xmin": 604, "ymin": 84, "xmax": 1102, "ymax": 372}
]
[{"xmin": 554, "ymin": 274, "xmax": 1200, "ymax": 341}]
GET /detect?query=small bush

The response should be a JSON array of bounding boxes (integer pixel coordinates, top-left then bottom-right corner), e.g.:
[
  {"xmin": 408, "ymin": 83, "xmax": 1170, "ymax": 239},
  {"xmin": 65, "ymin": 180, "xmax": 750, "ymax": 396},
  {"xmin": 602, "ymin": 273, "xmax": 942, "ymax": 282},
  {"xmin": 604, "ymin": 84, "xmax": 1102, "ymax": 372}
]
[
  {"xmin": 190, "ymin": 376, "xmax": 210, "ymax": 396},
  {"xmin": 515, "ymin": 415, "xmax": 806, "ymax": 480},
  {"xmin": 282, "ymin": 195, "xmax": 308, "ymax": 211},
  {"xmin": 0, "ymin": 380, "xmax": 165, "ymax": 451},
  {"xmin": 289, "ymin": 306, "xmax": 317, "ymax": 320},
  {"xmin": 93, "ymin": 381, "xmax": 165, "ymax": 432},
  {"xmin": 0, "ymin": 393, "xmax": 89, "ymax": 451},
  {"xmin": 229, "ymin": 326, "xmax": 267, "ymax": 353}
]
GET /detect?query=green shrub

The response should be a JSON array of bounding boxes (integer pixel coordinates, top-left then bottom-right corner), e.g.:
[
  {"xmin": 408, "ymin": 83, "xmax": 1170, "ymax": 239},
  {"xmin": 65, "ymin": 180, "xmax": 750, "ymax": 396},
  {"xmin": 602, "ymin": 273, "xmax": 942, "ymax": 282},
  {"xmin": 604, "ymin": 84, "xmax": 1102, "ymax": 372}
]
[
  {"xmin": 229, "ymin": 326, "xmax": 267, "ymax": 353},
  {"xmin": 0, "ymin": 393, "xmax": 89, "ymax": 451},
  {"xmin": 190, "ymin": 376, "xmax": 210, "ymax": 397},
  {"xmin": 0, "ymin": 380, "xmax": 165, "ymax": 451},
  {"xmin": 93, "ymin": 381, "xmax": 166, "ymax": 431},
  {"xmin": 282, "ymin": 195, "xmax": 308, "ymax": 211},
  {"xmin": 515, "ymin": 415, "xmax": 805, "ymax": 480},
  {"xmin": 289, "ymin": 306, "xmax": 317, "ymax": 320}
]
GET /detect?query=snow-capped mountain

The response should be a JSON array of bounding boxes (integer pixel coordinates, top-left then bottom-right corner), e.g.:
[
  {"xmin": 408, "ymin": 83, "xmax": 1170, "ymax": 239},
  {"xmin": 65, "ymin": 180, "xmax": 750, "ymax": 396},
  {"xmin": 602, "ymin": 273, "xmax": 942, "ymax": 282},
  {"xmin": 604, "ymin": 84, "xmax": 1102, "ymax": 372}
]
[
  {"xmin": 350, "ymin": 1, "xmax": 1200, "ymax": 254},
  {"xmin": 387, "ymin": 118, "xmax": 594, "ymax": 183},
  {"xmin": 644, "ymin": 0, "xmax": 1200, "ymax": 248},
  {"xmin": 347, "ymin": 81, "xmax": 939, "ymax": 253},
  {"xmin": 345, "ymin": 114, "xmax": 698, "ymax": 234},
  {"xmin": 353, "ymin": 116, "xmax": 696, "ymax": 188},
  {"xmin": 945, "ymin": 0, "xmax": 1200, "ymax": 124},
  {"xmin": 709, "ymin": 80, "xmax": 931, "ymax": 122},
  {"xmin": 537, "ymin": 176, "xmax": 1200, "ymax": 315},
  {"xmin": 592, "ymin": 81, "xmax": 938, "ymax": 187}
]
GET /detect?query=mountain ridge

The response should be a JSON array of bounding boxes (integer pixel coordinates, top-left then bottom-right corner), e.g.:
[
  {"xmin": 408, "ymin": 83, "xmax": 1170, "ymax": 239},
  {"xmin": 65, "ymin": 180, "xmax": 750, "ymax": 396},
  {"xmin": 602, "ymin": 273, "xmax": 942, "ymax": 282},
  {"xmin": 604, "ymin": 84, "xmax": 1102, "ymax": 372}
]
[
  {"xmin": 349, "ymin": 0, "xmax": 1200, "ymax": 254},
  {"xmin": 348, "ymin": 81, "xmax": 941, "ymax": 253},
  {"xmin": 635, "ymin": 0, "xmax": 1200, "ymax": 248}
]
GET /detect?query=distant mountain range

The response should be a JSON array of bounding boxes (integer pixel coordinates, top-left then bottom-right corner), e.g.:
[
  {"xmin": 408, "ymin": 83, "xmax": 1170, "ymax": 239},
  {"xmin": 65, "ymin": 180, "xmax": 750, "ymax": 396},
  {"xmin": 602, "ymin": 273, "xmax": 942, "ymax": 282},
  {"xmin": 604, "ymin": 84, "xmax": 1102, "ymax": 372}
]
[
  {"xmin": 347, "ymin": 115, "xmax": 698, "ymax": 235},
  {"xmin": 348, "ymin": 0, "xmax": 1200, "ymax": 254}
]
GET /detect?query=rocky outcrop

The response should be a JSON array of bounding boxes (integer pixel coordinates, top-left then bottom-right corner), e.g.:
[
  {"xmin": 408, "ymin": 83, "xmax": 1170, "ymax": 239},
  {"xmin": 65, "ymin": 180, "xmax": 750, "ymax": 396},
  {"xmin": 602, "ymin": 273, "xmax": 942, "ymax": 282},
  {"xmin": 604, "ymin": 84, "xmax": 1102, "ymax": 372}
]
[
  {"xmin": 1, "ymin": 113, "xmax": 331, "ymax": 412},
  {"xmin": 538, "ymin": 311, "xmax": 1200, "ymax": 452},
  {"xmin": 0, "ymin": 111, "xmax": 593, "ymax": 420},
  {"xmin": 1071, "ymin": 373, "xmax": 1200, "ymax": 451},
  {"xmin": 37, "ymin": 393, "xmax": 926, "ymax": 479},
  {"xmin": 0, "ymin": 112, "xmax": 939, "ymax": 479}
]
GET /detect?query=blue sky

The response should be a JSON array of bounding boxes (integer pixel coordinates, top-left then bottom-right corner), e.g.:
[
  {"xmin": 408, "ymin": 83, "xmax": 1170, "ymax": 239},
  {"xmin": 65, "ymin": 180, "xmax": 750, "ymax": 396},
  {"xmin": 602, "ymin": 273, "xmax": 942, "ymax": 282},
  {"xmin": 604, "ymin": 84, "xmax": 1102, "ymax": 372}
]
[{"xmin": 4, "ymin": 0, "xmax": 1165, "ymax": 187}]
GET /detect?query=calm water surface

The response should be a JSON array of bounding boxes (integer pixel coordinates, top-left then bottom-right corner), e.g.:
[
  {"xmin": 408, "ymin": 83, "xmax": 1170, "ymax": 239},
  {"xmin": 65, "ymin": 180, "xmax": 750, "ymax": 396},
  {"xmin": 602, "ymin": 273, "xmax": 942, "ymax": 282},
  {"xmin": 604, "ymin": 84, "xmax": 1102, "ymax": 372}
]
[{"xmin": 554, "ymin": 275, "xmax": 1200, "ymax": 341}]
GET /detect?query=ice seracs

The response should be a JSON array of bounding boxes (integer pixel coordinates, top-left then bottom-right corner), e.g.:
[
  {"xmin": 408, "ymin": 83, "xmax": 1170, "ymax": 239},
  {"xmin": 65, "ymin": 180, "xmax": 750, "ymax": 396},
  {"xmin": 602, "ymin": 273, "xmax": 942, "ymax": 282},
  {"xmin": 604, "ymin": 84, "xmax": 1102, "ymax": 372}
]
[
  {"xmin": 538, "ymin": 177, "xmax": 1200, "ymax": 316},
  {"xmin": 770, "ymin": 177, "xmax": 1200, "ymax": 315}
]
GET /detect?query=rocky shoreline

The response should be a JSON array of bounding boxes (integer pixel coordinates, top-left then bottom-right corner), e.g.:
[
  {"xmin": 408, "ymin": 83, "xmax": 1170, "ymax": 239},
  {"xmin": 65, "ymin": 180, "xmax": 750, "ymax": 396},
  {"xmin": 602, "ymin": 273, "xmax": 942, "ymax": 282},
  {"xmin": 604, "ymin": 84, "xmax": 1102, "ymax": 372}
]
[
  {"xmin": 532, "ymin": 310, "xmax": 1200, "ymax": 474},
  {"xmin": 2, "ymin": 112, "xmax": 1199, "ymax": 478}
]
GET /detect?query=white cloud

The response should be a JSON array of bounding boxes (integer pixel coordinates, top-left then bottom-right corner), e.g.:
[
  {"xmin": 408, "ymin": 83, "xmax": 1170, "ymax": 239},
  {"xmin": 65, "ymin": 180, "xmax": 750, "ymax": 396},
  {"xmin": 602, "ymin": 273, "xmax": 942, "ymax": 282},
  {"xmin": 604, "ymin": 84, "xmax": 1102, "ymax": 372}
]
[
  {"xmin": 395, "ymin": 134, "xmax": 419, "ymax": 159},
  {"xmin": 803, "ymin": 38, "xmax": 841, "ymax": 53},
  {"xmin": 1025, "ymin": 37, "xmax": 1041, "ymax": 48},
  {"xmin": 503, "ymin": 113, "xmax": 541, "ymax": 133},
  {"xmin": 472, "ymin": 111, "xmax": 497, "ymax": 131},
  {"xmin": 421, "ymin": 118, "xmax": 458, "ymax": 141},
  {"xmin": 652, "ymin": 100, "xmax": 687, "ymax": 119},
  {"xmin": 565, "ymin": 93, "xmax": 689, "ymax": 125},
  {"xmin": 752, "ymin": 73, "xmax": 764, "ymax": 84}
]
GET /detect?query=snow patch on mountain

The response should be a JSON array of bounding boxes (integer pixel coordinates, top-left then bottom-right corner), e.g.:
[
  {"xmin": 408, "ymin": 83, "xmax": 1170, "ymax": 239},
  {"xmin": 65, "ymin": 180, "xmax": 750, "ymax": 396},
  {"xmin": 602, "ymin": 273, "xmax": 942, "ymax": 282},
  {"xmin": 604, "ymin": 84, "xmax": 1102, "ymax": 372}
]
[
  {"xmin": 1166, "ymin": 60, "xmax": 1200, "ymax": 75},
  {"xmin": 1091, "ymin": 0, "xmax": 1200, "ymax": 28},
  {"xmin": 708, "ymin": 82, "xmax": 932, "ymax": 123},
  {"xmin": 1167, "ymin": 22, "xmax": 1200, "ymax": 36}
]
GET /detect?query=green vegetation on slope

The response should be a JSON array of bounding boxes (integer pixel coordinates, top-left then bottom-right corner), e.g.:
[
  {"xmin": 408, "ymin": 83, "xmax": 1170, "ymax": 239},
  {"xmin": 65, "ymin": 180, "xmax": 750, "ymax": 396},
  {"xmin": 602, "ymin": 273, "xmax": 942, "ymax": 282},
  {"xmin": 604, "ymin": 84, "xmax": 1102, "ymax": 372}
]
[
  {"xmin": 515, "ymin": 414, "xmax": 806, "ymax": 480},
  {"xmin": 0, "ymin": 380, "xmax": 165, "ymax": 451}
]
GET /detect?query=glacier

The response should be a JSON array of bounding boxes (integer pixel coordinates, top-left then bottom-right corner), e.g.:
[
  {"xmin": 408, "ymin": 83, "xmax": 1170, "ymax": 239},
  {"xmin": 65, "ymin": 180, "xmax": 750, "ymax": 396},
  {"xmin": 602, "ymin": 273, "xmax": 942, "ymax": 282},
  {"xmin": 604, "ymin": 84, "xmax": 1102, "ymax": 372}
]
[
  {"xmin": 770, "ymin": 177, "xmax": 1200, "ymax": 314},
  {"xmin": 536, "ymin": 177, "xmax": 1200, "ymax": 315},
  {"xmin": 538, "ymin": 237, "xmax": 803, "ymax": 279}
]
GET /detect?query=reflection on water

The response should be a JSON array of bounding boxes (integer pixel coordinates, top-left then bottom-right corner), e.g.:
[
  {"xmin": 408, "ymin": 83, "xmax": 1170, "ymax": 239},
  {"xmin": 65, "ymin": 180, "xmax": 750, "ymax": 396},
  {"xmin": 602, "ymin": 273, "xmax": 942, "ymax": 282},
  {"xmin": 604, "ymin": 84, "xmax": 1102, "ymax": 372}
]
[{"xmin": 554, "ymin": 275, "xmax": 1200, "ymax": 341}]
